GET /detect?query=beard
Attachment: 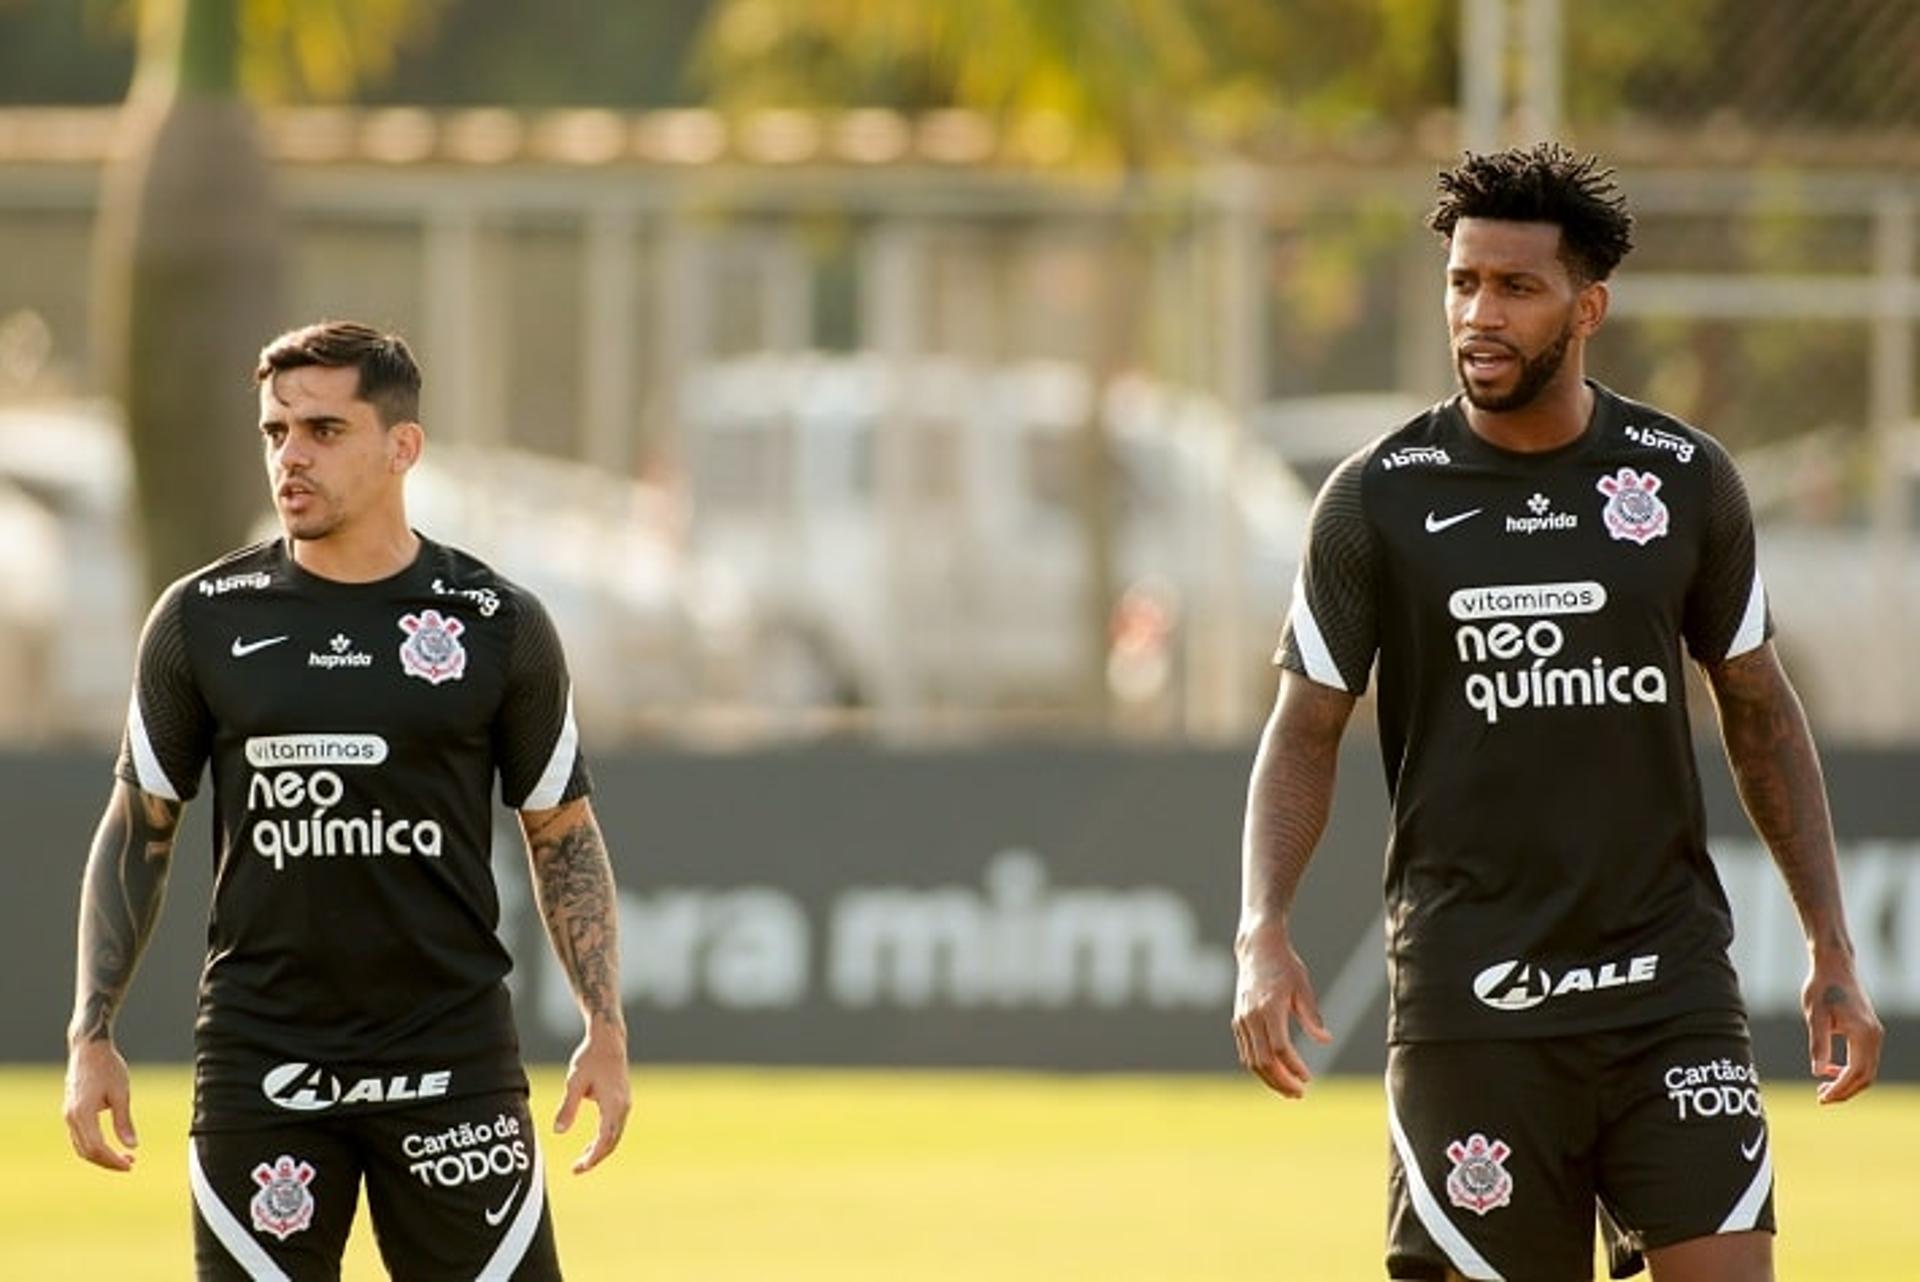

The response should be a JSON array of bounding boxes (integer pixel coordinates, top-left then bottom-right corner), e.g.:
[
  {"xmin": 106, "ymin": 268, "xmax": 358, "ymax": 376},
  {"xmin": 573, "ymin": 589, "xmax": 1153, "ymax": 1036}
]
[{"xmin": 1457, "ymin": 316, "xmax": 1574, "ymax": 413}]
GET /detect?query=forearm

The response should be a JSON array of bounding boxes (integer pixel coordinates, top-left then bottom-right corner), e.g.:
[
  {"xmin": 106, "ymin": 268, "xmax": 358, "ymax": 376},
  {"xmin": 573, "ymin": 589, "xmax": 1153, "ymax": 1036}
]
[
  {"xmin": 69, "ymin": 782, "xmax": 180, "ymax": 1047},
  {"xmin": 1239, "ymin": 673, "xmax": 1353, "ymax": 932},
  {"xmin": 1708, "ymin": 648, "xmax": 1851, "ymax": 955},
  {"xmin": 523, "ymin": 798, "xmax": 626, "ymax": 1033}
]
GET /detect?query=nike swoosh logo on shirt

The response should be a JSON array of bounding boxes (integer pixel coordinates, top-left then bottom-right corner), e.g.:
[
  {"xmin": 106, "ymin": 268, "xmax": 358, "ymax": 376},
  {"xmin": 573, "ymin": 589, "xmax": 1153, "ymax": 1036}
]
[
  {"xmin": 1424, "ymin": 508, "xmax": 1483, "ymax": 533},
  {"xmin": 484, "ymin": 1182, "xmax": 523, "ymax": 1227},
  {"xmin": 1740, "ymin": 1132, "xmax": 1765, "ymax": 1162},
  {"xmin": 230, "ymin": 635, "xmax": 290, "ymax": 658}
]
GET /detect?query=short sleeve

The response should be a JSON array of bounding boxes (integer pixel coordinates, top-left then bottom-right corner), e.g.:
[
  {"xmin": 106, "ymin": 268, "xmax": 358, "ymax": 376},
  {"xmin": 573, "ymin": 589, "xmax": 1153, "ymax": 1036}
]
[
  {"xmin": 114, "ymin": 580, "xmax": 212, "ymax": 801},
  {"xmin": 1684, "ymin": 441, "xmax": 1772, "ymax": 662},
  {"xmin": 1274, "ymin": 448, "xmax": 1381, "ymax": 693},
  {"xmin": 495, "ymin": 590, "xmax": 592, "ymax": 811}
]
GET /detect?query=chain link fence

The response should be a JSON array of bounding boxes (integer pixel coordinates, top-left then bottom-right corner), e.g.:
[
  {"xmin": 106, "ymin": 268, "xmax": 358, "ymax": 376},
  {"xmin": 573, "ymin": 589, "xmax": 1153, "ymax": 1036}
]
[{"xmin": 0, "ymin": 1, "xmax": 1917, "ymax": 742}]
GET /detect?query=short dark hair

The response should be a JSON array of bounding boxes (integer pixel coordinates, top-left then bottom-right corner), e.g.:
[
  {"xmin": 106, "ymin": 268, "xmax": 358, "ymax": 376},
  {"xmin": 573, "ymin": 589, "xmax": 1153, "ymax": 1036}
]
[
  {"xmin": 1427, "ymin": 143, "xmax": 1635, "ymax": 283},
  {"xmin": 256, "ymin": 320, "xmax": 422, "ymax": 426}
]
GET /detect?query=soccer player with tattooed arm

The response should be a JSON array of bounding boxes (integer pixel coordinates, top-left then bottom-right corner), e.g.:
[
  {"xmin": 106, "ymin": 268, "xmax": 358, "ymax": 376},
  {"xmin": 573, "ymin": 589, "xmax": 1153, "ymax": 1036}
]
[
  {"xmin": 63, "ymin": 320, "xmax": 630, "ymax": 1280},
  {"xmin": 1232, "ymin": 145, "xmax": 1882, "ymax": 1282}
]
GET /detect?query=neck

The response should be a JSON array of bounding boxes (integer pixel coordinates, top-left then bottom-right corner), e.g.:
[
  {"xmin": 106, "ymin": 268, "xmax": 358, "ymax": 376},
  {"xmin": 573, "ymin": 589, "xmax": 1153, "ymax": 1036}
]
[
  {"xmin": 1463, "ymin": 372, "xmax": 1594, "ymax": 454},
  {"xmin": 290, "ymin": 515, "xmax": 420, "ymax": 583}
]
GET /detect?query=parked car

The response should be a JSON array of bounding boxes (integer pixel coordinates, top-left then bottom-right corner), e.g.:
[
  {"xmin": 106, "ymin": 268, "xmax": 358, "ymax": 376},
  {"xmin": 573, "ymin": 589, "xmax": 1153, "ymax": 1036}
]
[{"xmin": 0, "ymin": 400, "xmax": 738, "ymax": 744}]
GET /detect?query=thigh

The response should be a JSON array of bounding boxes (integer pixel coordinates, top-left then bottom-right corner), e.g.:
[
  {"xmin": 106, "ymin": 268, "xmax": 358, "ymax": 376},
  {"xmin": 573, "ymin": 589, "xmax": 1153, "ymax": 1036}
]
[
  {"xmin": 1644, "ymin": 1230, "xmax": 1774, "ymax": 1282},
  {"xmin": 1386, "ymin": 1040, "xmax": 1600, "ymax": 1282},
  {"xmin": 1596, "ymin": 1020, "xmax": 1774, "ymax": 1267},
  {"xmin": 190, "ymin": 1124, "xmax": 360, "ymax": 1282},
  {"xmin": 356, "ymin": 1090, "xmax": 562, "ymax": 1282}
]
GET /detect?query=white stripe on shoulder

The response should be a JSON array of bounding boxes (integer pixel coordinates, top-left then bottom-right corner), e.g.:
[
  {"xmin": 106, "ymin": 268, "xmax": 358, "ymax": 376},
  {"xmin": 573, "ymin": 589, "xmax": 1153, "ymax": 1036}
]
[
  {"xmin": 1286, "ymin": 572, "xmax": 1348, "ymax": 692},
  {"xmin": 125, "ymin": 690, "xmax": 180, "ymax": 801},
  {"xmin": 1385, "ymin": 1081, "xmax": 1505, "ymax": 1281},
  {"xmin": 1718, "ymin": 1136, "xmax": 1773, "ymax": 1233},
  {"xmin": 188, "ymin": 1143, "xmax": 292, "ymax": 1282},
  {"xmin": 476, "ymin": 1134, "xmax": 548, "ymax": 1280},
  {"xmin": 1726, "ymin": 568, "xmax": 1768, "ymax": 659},
  {"xmin": 520, "ymin": 685, "xmax": 579, "ymax": 811}
]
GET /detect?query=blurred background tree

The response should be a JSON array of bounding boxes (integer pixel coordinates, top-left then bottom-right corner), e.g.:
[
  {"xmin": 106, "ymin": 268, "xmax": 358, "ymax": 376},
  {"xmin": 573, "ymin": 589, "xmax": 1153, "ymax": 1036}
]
[
  {"xmin": 92, "ymin": 0, "xmax": 443, "ymax": 596},
  {"xmin": 696, "ymin": 0, "xmax": 1330, "ymax": 723},
  {"xmin": 0, "ymin": 0, "xmax": 1907, "ymax": 690}
]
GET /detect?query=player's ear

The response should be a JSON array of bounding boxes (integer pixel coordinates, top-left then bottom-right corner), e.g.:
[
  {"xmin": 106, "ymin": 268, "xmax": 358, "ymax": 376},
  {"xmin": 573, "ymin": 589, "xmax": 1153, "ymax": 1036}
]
[
  {"xmin": 389, "ymin": 421, "xmax": 424, "ymax": 473},
  {"xmin": 1574, "ymin": 279, "xmax": 1609, "ymax": 338}
]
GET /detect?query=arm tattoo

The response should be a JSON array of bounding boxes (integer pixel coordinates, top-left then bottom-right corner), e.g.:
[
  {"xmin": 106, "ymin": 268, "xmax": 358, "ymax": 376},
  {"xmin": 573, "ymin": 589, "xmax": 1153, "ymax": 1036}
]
[
  {"xmin": 1242, "ymin": 677, "xmax": 1355, "ymax": 925},
  {"xmin": 70, "ymin": 784, "xmax": 181, "ymax": 1046},
  {"xmin": 526, "ymin": 807, "xmax": 625, "ymax": 1029},
  {"xmin": 1708, "ymin": 648, "xmax": 1851, "ymax": 954}
]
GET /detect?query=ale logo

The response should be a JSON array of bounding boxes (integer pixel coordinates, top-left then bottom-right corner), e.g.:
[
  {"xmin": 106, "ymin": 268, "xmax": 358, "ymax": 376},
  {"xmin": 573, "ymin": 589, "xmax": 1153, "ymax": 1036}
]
[
  {"xmin": 1472, "ymin": 960, "xmax": 1553, "ymax": 1011},
  {"xmin": 262, "ymin": 1062, "xmax": 343, "ymax": 1112},
  {"xmin": 261, "ymin": 1061, "xmax": 454, "ymax": 1111},
  {"xmin": 1473, "ymin": 955, "xmax": 1661, "ymax": 1011}
]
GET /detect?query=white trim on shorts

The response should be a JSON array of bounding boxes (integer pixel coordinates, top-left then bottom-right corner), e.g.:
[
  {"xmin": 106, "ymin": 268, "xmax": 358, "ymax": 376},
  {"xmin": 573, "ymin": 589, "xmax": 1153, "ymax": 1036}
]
[
  {"xmin": 1386, "ymin": 1076, "xmax": 1505, "ymax": 1281},
  {"xmin": 475, "ymin": 1132, "xmax": 548, "ymax": 1280},
  {"xmin": 1718, "ymin": 1133, "xmax": 1773, "ymax": 1233},
  {"xmin": 188, "ymin": 1140, "xmax": 293, "ymax": 1282}
]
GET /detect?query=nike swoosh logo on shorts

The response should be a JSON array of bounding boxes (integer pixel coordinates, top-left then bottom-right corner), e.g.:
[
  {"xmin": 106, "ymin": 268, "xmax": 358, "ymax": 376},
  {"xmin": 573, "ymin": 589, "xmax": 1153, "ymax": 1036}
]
[
  {"xmin": 1424, "ymin": 508, "xmax": 1483, "ymax": 533},
  {"xmin": 484, "ymin": 1182, "xmax": 522, "ymax": 1227},
  {"xmin": 230, "ymin": 635, "xmax": 289, "ymax": 658},
  {"xmin": 1740, "ymin": 1132, "xmax": 1765, "ymax": 1162}
]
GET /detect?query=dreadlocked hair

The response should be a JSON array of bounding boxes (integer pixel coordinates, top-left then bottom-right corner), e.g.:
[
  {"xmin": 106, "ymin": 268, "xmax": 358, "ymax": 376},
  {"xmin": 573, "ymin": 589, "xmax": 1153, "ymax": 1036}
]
[{"xmin": 1427, "ymin": 142, "xmax": 1635, "ymax": 283}]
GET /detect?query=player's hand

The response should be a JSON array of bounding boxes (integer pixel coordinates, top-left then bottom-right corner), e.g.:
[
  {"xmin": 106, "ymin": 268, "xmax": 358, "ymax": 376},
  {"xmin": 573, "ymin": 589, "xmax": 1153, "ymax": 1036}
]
[
  {"xmin": 1803, "ymin": 952, "xmax": 1882, "ymax": 1105},
  {"xmin": 1232, "ymin": 921, "xmax": 1332, "ymax": 1099},
  {"xmin": 553, "ymin": 1021, "xmax": 630, "ymax": 1173},
  {"xmin": 63, "ymin": 1039, "xmax": 138, "ymax": 1171}
]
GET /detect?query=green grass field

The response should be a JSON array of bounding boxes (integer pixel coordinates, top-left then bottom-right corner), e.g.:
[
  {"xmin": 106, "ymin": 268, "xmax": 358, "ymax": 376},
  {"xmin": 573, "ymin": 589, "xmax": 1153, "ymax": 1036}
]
[{"xmin": 2, "ymin": 1066, "xmax": 1913, "ymax": 1280}]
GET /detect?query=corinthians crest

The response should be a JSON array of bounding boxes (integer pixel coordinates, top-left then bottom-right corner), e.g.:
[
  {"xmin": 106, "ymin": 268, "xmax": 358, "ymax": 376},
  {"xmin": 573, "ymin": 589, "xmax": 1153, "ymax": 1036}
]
[
  {"xmin": 1444, "ymin": 1133, "xmax": 1514, "ymax": 1216},
  {"xmin": 1596, "ymin": 466, "xmax": 1669, "ymax": 545},
  {"xmin": 250, "ymin": 1154, "xmax": 317, "ymax": 1240},
  {"xmin": 398, "ymin": 608, "xmax": 467, "ymax": 685}
]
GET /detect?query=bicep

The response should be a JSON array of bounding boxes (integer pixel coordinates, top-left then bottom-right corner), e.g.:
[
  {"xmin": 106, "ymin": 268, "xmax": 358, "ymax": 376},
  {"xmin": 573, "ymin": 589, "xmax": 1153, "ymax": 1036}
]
[
  {"xmin": 518, "ymin": 796, "xmax": 612, "ymax": 890},
  {"xmin": 1253, "ymin": 671, "xmax": 1358, "ymax": 784},
  {"xmin": 87, "ymin": 778, "xmax": 186, "ymax": 867},
  {"xmin": 1271, "ymin": 671, "xmax": 1359, "ymax": 748},
  {"xmin": 518, "ymin": 794, "xmax": 595, "ymax": 851},
  {"xmin": 1702, "ymin": 640, "xmax": 1789, "ymax": 716}
]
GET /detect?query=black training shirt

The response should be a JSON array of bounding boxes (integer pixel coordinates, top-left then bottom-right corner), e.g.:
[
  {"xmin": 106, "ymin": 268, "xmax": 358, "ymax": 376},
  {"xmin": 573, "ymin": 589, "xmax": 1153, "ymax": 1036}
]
[
  {"xmin": 1277, "ymin": 383, "xmax": 1767, "ymax": 1043},
  {"xmin": 116, "ymin": 536, "xmax": 590, "ymax": 1130}
]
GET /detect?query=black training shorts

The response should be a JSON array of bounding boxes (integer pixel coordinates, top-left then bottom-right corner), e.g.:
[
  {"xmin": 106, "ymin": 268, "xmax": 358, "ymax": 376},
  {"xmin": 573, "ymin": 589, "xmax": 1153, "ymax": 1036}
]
[
  {"xmin": 1385, "ymin": 1012, "xmax": 1773, "ymax": 1281},
  {"xmin": 190, "ymin": 1088, "xmax": 560, "ymax": 1281}
]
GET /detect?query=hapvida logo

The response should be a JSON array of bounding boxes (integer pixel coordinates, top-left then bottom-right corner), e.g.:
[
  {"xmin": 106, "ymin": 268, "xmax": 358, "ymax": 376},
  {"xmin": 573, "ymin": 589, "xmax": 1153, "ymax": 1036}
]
[{"xmin": 1505, "ymin": 493, "xmax": 1578, "ymax": 535}]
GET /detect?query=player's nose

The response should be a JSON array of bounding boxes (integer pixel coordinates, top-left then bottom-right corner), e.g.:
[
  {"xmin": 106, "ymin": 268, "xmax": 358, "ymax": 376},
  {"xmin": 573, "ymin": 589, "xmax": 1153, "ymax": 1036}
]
[
  {"xmin": 275, "ymin": 436, "xmax": 314, "ymax": 471},
  {"xmin": 1460, "ymin": 289, "xmax": 1504, "ymax": 330}
]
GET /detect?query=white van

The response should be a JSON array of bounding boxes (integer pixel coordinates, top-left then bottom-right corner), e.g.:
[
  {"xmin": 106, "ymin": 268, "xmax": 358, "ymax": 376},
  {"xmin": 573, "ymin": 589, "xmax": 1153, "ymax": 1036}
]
[{"xmin": 682, "ymin": 353, "xmax": 1317, "ymax": 724}]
